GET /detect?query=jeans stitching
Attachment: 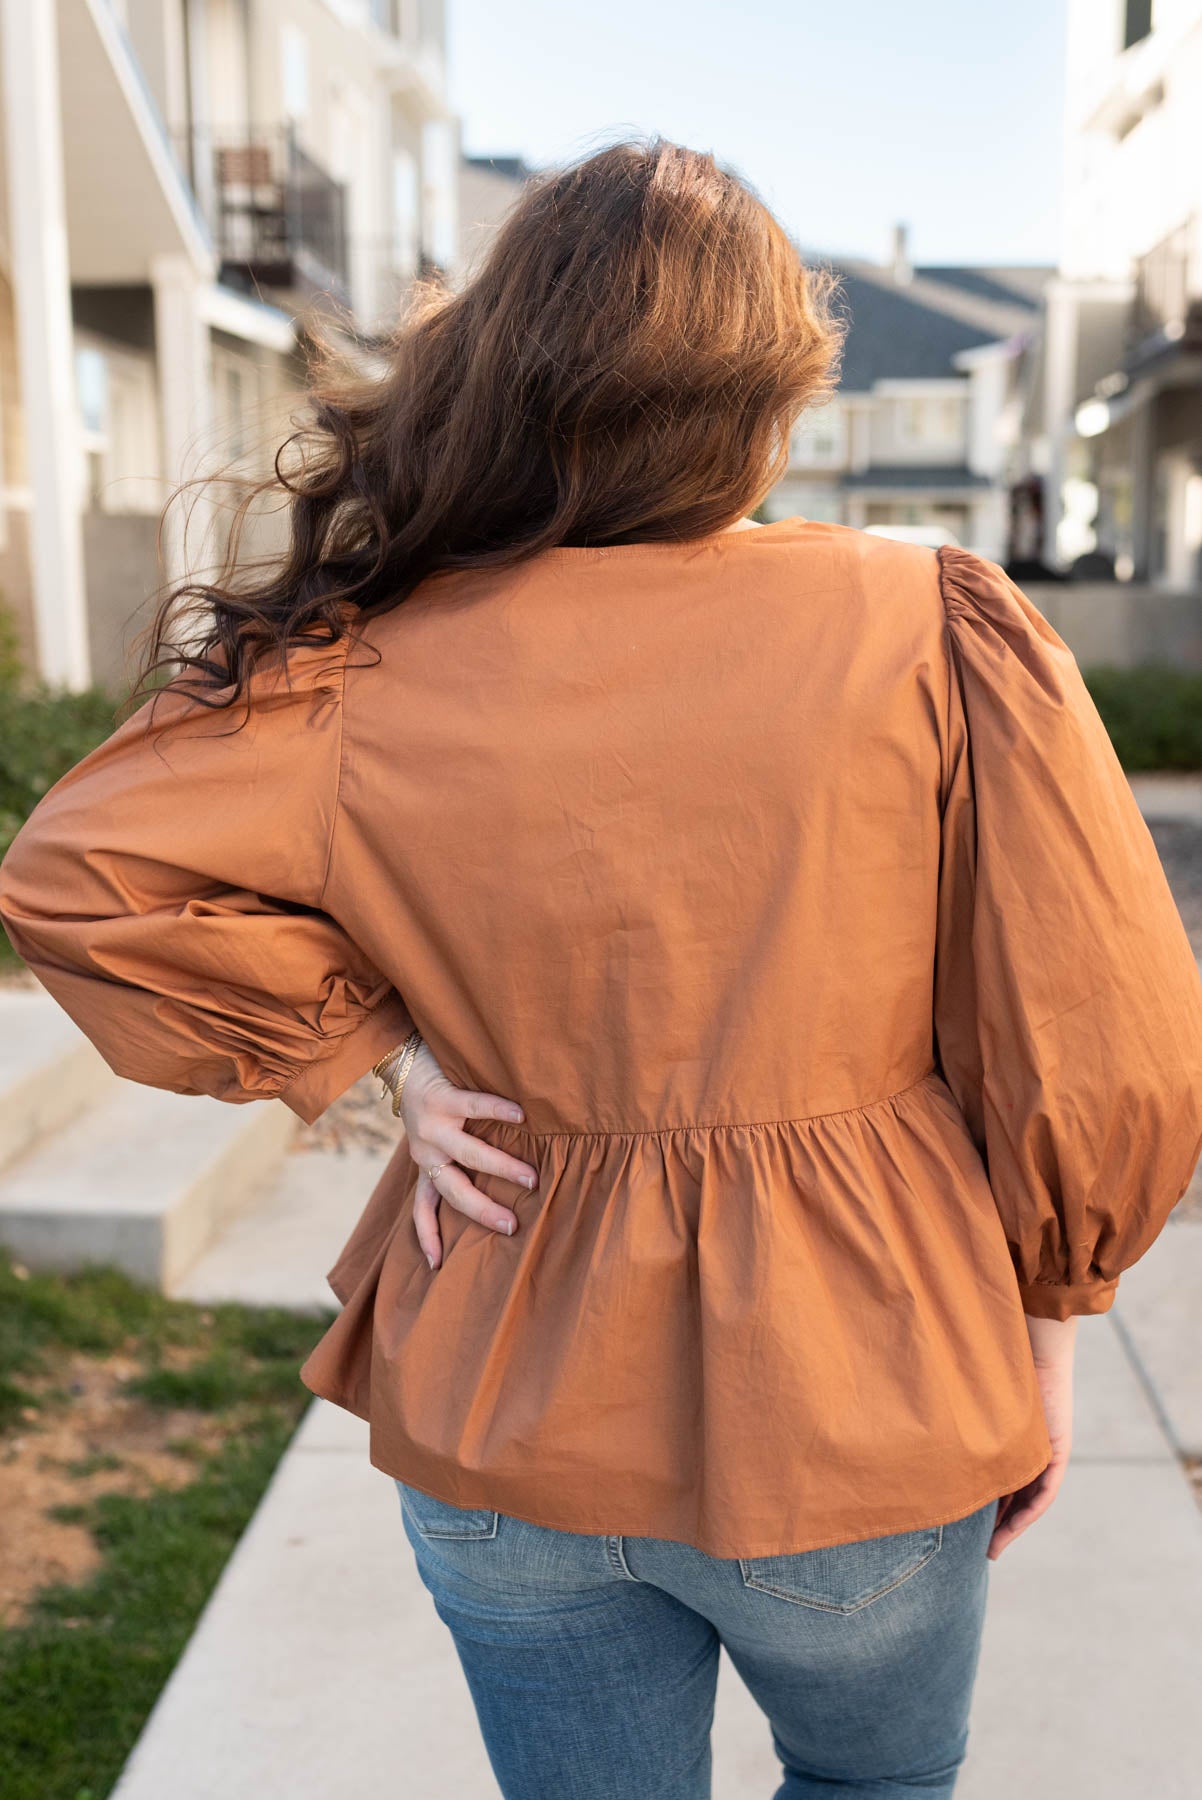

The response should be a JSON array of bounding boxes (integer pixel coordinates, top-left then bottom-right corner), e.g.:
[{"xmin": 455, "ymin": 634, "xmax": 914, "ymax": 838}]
[
  {"xmin": 416, "ymin": 1517, "xmax": 499, "ymax": 1541},
  {"xmin": 738, "ymin": 1523, "xmax": 943, "ymax": 1613},
  {"xmin": 604, "ymin": 1535, "xmax": 641, "ymax": 1582},
  {"xmin": 398, "ymin": 1486, "xmax": 500, "ymax": 1541}
]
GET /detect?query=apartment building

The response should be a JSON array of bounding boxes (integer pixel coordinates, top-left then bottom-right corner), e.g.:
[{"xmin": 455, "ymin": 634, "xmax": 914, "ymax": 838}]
[
  {"xmin": 1023, "ymin": 0, "xmax": 1202, "ymax": 583},
  {"xmin": 0, "ymin": 0, "xmax": 457, "ymax": 692},
  {"xmin": 771, "ymin": 237, "xmax": 1049, "ymax": 561}
]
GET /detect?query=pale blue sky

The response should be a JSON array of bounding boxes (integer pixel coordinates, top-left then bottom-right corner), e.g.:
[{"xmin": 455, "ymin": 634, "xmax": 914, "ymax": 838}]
[{"xmin": 447, "ymin": 0, "xmax": 1067, "ymax": 267}]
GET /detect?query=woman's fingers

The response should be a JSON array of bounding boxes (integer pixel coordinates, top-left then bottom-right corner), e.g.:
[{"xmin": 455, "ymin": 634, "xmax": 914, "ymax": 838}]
[
  {"xmin": 408, "ymin": 1126, "xmax": 534, "ymax": 1191},
  {"xmin": 446, "ymin": 1128, "xmax": 538, "ymax": 1189},
  {"xmin": 456, "ymin": 1090, "xmax": 526, "ymax": 1127},
  {"xmin": 986, "ymin": 1456, "xmax": 1067, "ymax": 1560},
  {"xmin": 412, "ymin": 1172, "xmax": 443, "ymax": 1270},
  {"xmin": 428, "ymin": 1162, "xmax": 518, "ymax": 1237}
]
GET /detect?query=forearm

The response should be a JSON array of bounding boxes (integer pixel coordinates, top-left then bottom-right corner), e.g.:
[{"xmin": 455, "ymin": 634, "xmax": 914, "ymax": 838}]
[{"xmin": 1024, "ymin": 1312, "xmax": 1078, "ymax": 1365}]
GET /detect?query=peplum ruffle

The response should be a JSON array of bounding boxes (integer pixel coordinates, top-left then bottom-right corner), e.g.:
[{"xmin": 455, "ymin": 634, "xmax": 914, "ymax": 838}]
[{"xmin": 301, "ymin": 1068, "xmax": 1051, "ymax": 1559}]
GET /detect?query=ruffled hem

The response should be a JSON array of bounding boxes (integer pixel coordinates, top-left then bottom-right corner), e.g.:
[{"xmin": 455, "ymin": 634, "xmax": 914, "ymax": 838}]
[{"xmin": 301, "ymin": 1067, "xmax": 1051, "ymax": 1557}]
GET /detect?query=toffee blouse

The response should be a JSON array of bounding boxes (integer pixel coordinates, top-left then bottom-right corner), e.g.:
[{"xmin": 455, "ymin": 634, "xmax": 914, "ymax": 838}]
[{"xmin": 3, "ymin": 520, "xmax": 1201, "ymax": 1558}]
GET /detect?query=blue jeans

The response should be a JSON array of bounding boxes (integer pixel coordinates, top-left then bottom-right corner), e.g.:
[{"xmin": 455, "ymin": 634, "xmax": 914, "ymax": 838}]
[{"xmin": 398, "ymin": 1483, "xmax": 997, "ymax": 1799}]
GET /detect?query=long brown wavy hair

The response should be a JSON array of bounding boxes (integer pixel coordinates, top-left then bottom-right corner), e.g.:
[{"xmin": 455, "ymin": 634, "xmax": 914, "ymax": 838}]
[{"xmin": 135, "ymin": 136, "xmax": 843, "ymax": 712}]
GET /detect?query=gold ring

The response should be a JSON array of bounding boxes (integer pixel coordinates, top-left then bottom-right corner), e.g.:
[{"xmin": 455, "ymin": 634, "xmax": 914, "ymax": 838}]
[{"xmin": 425, "ymin": 1163, "xmax": 448, "ymax": 1182}]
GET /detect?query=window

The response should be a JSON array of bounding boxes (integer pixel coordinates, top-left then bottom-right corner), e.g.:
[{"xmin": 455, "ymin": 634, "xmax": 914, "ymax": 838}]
[
  {"xmin": 213, "ymin": 348, "xmax": 260, "ymax": 463},
  {"xmin": 898, "ymin": 397, "xmax": 926, "ymax": 442},
  {"xmin": 76, "ymin": 347, "xmax": 108, "ymax": 438},
  {"xmin": 894, "ymin": 393, "xmax": 963, "ymax": 447},
  {"xmin": 224, "ymin": 362, "xmax": 247, "ymax": 459},
  {"xmin": 791, "ymin": 405, "xmax": 846, "ymax": 467},
  {"xmin": 74, "ymin": 340, "xmax": 161, "ymax": 513},
  {"xmin": 1123, "ymin": 0, "xmax": 1153, "ymax": 49},
  {"xmin": 420, "ymin": 119, "xmax": 457, "ymax": 271},
  {"xmin": 936, "ymin": 397, "xmax": 963, "ymax": 442},
  {"xmin": 392, "ymin": 148, "xmax": 419, "ymax": 275},
  {"xmin": 76, "ymin": 347, "xmax": 110, "ymax": 507},
  {"xmin": 281, "ymin": 25, "xmax": 309, "ymax": 121}
]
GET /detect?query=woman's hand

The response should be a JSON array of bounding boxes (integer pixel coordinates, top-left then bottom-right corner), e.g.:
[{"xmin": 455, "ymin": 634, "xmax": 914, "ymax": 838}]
[
  {"xmin": 987, "ymin": 1313, "xmax": 1077, "ymax": 1560},
  {"xmin": 399, "ymin": 1042, "xmax": 537, "ymax": 1271}
]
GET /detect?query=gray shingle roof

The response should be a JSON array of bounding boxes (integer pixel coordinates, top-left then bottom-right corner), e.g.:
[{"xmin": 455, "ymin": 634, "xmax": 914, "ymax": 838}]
[
  {"xmin": 823, "ymin": 259, "xmax": 1038, "ymax": 392},
  {"xmin": 914, "ymin": 266, "xmax": 1051, "ymax": 311},
  {"xmin": 828, "ymin": 270, "xmax": 991, "ymax": 389}
]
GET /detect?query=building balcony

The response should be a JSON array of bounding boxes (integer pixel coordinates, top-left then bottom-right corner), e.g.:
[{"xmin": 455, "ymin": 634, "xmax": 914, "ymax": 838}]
[
  {"xmin": 1129, "ymin": 219, "xmax": 1202, "ymax": 361},
  {"xmin": 178, "ymin": 126, "xmax": 350, "ymax": 309}
]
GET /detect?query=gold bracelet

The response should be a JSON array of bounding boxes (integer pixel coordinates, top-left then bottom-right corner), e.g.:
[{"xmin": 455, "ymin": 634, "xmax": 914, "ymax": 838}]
[
  {"xmin": 373, "ymin": 1030, "xmax": 423, "ymax": 1117},
  {"xmin": 372, "ymin": 1040, "xmax": 410, "ymax": 1087}
]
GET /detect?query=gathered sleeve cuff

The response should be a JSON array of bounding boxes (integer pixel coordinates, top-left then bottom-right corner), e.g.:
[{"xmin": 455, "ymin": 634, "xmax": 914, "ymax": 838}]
[
  {"xmin": 934, "ymin": 546, "xmax": 1202, "ymax": 1318},
  {"xmin": 277, "ymin": 988, "xmax": 414, "ymax": 1125},
  {"xmin": 0, "ymin": 634, "xmax": 414, "ymax": 1124}
]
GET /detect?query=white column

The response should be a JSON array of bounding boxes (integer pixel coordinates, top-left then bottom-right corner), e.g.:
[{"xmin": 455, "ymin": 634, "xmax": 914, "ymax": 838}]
[
  {"xmin": 151, "ymin": 253, "xmax": 214, "ymax": 589},
  {"xmin": 0, "ymin": 0, "xmax": 90, "ymax": 688},
  {"xmin": 971, "ymin": 489, "xmax": 1008, "ymax": 562}
]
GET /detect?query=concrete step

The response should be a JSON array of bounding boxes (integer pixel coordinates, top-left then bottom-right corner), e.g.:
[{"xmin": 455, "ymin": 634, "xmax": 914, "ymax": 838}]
[
  {"xmin": 0, "ymin": 1077, "xmax": 296, "ymax": 1291},
  {"xmin": 0, "ymin": 988, "xmax": 114, "ymax": 1174},
  {"xmin": 174, "ymin": 1144, "xmax": 393, "ymax": 1313}
]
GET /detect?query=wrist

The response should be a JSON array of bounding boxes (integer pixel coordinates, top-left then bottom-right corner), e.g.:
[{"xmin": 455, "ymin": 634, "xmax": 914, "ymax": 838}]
[
  {"xmin": 1024, "ymin": 1312, "xmax": 1078, "ymax": 1365},
  {"xmin": 372, "ymin": 1030, "xmax": 423, "ymax": 1116}
]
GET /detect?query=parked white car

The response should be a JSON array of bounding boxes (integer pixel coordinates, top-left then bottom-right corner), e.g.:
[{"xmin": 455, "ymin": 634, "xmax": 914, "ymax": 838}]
[{"xmin": 864, "ymin": 523, "xmax": 963, "ymax": 550}]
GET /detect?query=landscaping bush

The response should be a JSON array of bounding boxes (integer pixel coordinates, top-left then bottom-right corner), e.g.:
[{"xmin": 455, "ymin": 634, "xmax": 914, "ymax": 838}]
[
  {"xmin": 1083, "ymin": 665, "xmax": 1202, "ymax": 773},
  {"xmin": 0, "ymin": 599, "xmax": 120, "ymax": 967},
  {"xmin": 0, "ymin": 684, "xmax": 119, "ymax": 862}
]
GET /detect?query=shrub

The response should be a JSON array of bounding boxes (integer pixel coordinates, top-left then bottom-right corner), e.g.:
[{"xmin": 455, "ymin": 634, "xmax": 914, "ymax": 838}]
[
  {"xmin": 0, "ymin": 684, "xmax": 118, "ymax": 864},
  {"xmin": 1083, "ymin": 665, "xmax": 1202, "ymax": 773},
  {"xmin": 0, "ymin": 598, "xmax": 119, "ymax": 964}
]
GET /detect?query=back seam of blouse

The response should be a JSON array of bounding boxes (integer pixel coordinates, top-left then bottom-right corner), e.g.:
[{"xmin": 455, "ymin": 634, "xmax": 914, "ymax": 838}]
[
  {"xmin": 509, "ymin": 1068, "xmax": 939, "ymax": 1143},
  {"xmin": 316, "ymin": 632, "xmax": 354, "ymax": 910}
]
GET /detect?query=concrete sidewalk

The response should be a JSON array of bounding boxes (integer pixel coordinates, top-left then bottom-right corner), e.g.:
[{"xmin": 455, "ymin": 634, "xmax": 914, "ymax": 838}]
[{"xmin": 112, "ymin": 1139, "xmax": 1202, "ymax": 1799}]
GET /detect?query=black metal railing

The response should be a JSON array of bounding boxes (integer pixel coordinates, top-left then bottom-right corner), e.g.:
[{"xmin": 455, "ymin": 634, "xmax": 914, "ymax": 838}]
[
  {"xmin": 1130, "ymin": 219, "xmax": 1195, "ymax": 342},
  {"xmin": 178, "ymin": 126, "xmax": 350, "ymax": 302}
]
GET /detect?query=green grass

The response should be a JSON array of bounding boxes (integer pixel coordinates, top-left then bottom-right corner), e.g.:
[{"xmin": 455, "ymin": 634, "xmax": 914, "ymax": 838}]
[{"xmin": 0, "ymin": 1254, "xmax": 330, "ymax": 1800}]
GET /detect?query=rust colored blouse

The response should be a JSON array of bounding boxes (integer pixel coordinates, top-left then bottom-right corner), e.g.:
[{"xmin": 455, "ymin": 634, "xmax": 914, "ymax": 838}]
[{"xmin": 4, "ymin": 522, "xmax": 1202, "ymax": 1558}]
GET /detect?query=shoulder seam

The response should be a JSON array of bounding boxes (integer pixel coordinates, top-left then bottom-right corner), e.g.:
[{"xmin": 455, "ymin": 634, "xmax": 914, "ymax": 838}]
[{"xmin": 934, "ymin": 542, "xmax": 960, "ymax": 622}]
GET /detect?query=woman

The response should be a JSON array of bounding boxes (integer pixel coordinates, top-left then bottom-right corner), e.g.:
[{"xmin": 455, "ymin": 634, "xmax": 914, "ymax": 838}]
[{"xmin": 2, "ymin": 139, "xmax": 1200, "ymax": 1799}]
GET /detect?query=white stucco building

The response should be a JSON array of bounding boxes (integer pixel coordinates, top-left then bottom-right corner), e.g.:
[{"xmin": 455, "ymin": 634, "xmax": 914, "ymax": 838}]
[
  {"xmin": 1023, "ymin": 0, "xmax": 1202, "ymax": 583},
  {"xmin": 0, "ymin": 0, "xmax": 458, "ymax": 691}
]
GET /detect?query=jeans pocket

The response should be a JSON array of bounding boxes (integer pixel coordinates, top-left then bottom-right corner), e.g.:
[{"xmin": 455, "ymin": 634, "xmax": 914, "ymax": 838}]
[
  {"xmin": 397, "ymin": 1479, "xmax": 500, "ymax": 1541},
  {"xmin": 738, "ymin": 1523, "xmax": 943, "ymax": 1613}
]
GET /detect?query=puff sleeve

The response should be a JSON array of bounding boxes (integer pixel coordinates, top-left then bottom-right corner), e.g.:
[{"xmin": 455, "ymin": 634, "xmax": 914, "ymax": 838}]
[
  {"xmin": 934, "ymin": 546, "xmax": 1202, "ymax": 1319},
  {"xmin": 0, "ymin": 636, "xmax": 413, "ymax": 1125}
]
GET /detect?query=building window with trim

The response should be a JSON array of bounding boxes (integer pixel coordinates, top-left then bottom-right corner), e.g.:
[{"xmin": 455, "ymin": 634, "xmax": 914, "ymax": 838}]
[
  {"xmin": 74, "ymin": 341, "xmax": 161, "ymax": 513},
  {"xmin": 213, "ymin": 347, "xmax": 261, "ymax": 465},
  {"xmin": 392, "ymin": 148, "xmax": 420, "ymax": 277},
  {"xmin": 281, "ymin": 24, "xmax": 310, "ymax": 122},
  {"xmin": 791, "ymin": 404, "xmax": 847, "ymax": 468},
  {"xmin": 898, "ymin": 397, "xmax": 927, "ymax": 443}
]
